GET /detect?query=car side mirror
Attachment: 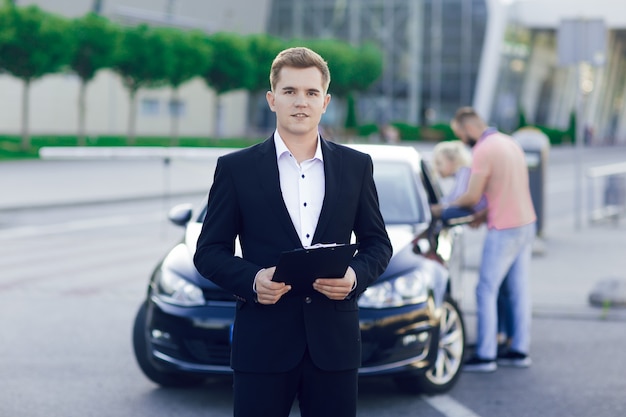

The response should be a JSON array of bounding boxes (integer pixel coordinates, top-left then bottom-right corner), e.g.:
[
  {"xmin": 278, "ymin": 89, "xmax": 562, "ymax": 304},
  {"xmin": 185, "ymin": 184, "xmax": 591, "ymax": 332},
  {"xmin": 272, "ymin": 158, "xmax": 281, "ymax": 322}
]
[{"xmin": 167, "ymin": 203, "xmax": 193, "ymax": 227}]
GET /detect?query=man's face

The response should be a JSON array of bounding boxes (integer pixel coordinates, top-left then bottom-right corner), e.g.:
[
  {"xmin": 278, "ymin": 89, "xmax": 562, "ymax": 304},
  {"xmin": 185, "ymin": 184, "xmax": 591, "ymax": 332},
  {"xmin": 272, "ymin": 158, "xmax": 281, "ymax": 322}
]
[
  {"xmin": 451, "ymin": 121, "xmax": 467, "ymax": 143},
  {"xmin": 451, "ymin": 121, "xmax": 478, "ymax": 148},
  {"xmin": 266, "ymin": 66, "xmax": 331, "ymax": 140}
]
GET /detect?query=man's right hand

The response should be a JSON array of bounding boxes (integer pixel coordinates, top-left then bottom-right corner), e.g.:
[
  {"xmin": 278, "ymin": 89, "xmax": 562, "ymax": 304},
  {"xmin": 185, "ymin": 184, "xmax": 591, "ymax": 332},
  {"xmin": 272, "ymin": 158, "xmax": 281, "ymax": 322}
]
[
  {"xmin": 469, "ymin": 208, "xmax": 487, "ymax": 228},
  {"xmin": 254, "ymin": 267, "xmax": 292, "ymax": 304}
]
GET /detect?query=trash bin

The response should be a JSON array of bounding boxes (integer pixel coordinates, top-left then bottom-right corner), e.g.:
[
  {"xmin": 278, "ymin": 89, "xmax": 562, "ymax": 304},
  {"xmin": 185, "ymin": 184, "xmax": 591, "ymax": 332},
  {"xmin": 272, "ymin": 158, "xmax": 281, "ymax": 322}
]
[
  {"xmin": 604, "ymin": 174, "xmax": 626, "ymax": 219},
  {"xmin": 513, "ymin": 127, "xmax": 551, "ymax": 237}
]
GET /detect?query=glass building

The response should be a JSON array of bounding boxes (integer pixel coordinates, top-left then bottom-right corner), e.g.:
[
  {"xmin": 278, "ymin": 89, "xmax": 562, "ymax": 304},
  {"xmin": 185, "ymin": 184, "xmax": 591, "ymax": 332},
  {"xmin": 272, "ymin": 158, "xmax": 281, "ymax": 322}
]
[
  {"xmin": 267, "ymin": 0, "xmax": 488, "ymax": 126},
  {"xmin": 491, "ymin": 1, "xmax": 626, "ymax": 144}
]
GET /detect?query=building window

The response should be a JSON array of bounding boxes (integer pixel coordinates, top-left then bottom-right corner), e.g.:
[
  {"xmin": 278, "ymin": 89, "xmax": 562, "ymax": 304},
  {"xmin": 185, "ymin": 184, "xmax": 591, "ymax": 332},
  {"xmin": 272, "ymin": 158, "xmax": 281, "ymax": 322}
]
[
  {"xmin": 169, "ymin": 99, "xmax": 186, "ymax": 117},
  {"xmin": 141, "ymin": 98, "xmax": 160, "ymax": 116}
]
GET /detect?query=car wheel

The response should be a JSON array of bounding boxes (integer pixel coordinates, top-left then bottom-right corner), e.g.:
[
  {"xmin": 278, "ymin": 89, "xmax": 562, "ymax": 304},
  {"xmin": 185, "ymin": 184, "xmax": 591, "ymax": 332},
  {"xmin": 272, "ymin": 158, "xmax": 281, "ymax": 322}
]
[
  {"xmin": 394, "ymin": 295, "xmax": 465, "ymax": 394},
  {"xmin": 132, "ymin": 302, "xmax": 205, "ymax": 387}
]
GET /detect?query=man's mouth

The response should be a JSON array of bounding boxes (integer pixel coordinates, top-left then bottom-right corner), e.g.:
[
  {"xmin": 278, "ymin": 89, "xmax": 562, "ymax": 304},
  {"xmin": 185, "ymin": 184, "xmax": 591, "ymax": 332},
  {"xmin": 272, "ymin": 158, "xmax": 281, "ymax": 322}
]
[{"xmin": 292, "ymin": 113, "xmax": 308, "ymax": 118}]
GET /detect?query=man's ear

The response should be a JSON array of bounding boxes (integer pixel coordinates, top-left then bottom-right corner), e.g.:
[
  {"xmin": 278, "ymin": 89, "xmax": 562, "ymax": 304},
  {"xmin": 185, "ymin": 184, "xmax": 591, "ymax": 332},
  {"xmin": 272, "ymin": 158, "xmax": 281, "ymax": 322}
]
[
  {"xmin": 266, "ymin": 90, "xmax": 276, "ymax": 112},
  {"xmin": 322, "ymin": 93, "xmax": 331, "ymax": 113}
]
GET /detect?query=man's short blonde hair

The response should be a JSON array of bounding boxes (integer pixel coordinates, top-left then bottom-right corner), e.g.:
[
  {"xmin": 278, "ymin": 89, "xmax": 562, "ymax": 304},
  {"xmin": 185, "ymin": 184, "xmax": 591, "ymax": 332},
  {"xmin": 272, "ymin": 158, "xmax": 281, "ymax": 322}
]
[
  {"xmin": 452, "ymin": 106, "xmax": 484, "ymax": 128},
  {"xmin": 269, "ymin": 47, "xmax": 331, "ymax": 92}
]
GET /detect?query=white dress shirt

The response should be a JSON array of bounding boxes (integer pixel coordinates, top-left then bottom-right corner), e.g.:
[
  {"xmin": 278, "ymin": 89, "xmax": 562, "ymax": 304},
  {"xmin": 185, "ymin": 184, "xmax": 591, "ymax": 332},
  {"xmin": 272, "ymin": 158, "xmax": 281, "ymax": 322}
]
[{"xmin": 274, "ymin": 132, "xmax": 325, "ymax": 248}]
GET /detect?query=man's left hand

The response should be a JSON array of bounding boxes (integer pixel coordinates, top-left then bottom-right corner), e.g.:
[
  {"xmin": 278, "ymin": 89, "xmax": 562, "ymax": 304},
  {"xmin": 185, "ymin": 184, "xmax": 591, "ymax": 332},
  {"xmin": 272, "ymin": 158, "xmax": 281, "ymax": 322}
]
[{"xmin": 313, "ymin": 267, "xmax": 356, "ymax": 300}]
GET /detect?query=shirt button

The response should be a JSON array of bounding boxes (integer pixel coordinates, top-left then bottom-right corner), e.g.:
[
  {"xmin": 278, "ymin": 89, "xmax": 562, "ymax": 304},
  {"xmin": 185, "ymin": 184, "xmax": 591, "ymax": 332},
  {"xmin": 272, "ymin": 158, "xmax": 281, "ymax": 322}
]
[
  {"xmin": 303, "ymin": 202, "xmax": 307, "ymax": 207},
  {"xmin": 304, "ymin": 297, "xmax": 312, "ymax": 304},
  {"xmin": 301, "ymin": 174, "xmax": 305, "ymax": 179}
]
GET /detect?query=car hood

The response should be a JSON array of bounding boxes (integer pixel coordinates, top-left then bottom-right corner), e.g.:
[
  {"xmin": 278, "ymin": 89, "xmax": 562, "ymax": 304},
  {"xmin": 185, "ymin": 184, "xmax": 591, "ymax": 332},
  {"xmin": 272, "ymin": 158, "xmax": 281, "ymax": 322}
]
[
  {"xmin": 164, "ymin": 222, "xmax": 241, "ymax": 291},
  {"xmin": 169, "ymin": 222, "xmax": 432, "ymax": 291}
]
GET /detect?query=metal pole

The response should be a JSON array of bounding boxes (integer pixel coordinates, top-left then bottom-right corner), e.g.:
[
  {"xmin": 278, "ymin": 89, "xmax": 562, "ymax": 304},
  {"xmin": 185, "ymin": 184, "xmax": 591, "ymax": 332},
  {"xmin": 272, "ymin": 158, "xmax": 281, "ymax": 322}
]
[
  {"xmin": 407, "ymin": 0, "xmax": 423, "ymax": 125},
  {"xmin": 162, "ymin": 156, "xmax": 172, "ymax": 238},
  {"xmin": 91, "ymin": 0, "xmax": 102, "ymax": 14},
  {"xmin": 431, "ymin": 0, "xmax": 443, "ymax": 116},
  {"xmin": 574, "ymin": 62, "xmax": 585, "ymax": 230},
  {"xmin": 166, "ymin": 0, "xmax": 175, "ymax": 21}
]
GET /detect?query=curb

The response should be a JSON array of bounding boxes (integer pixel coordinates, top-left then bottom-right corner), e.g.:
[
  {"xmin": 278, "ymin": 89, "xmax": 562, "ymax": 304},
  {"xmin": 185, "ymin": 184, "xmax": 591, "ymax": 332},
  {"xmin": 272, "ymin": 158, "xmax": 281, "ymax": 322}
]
[{"xmin": 0, "ymin": 190, "xmax": 207, "ymax": 213}]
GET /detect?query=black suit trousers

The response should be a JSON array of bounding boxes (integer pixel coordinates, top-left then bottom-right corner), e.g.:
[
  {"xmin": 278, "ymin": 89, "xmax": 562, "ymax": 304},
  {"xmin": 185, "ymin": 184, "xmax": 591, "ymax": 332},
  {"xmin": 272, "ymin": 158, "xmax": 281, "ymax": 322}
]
[{"xmin": 233, "ymin": 349, "xmax": 358, "ymax": 417}]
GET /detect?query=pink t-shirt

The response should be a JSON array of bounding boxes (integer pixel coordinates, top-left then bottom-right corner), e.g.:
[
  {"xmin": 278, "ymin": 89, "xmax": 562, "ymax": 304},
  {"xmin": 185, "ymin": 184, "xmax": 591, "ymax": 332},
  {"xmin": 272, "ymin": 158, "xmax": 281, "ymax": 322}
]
[{"xmin": 472, "ymin": 132, "xmax": 537, "ymax": 230}]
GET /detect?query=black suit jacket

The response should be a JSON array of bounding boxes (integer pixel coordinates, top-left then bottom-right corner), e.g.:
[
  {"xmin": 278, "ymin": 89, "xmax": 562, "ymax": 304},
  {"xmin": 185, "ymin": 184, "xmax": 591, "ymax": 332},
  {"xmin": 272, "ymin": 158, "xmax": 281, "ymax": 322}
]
[{"xmin": 193, "ymin": 136, "xmax": 392, "ymax": 373}]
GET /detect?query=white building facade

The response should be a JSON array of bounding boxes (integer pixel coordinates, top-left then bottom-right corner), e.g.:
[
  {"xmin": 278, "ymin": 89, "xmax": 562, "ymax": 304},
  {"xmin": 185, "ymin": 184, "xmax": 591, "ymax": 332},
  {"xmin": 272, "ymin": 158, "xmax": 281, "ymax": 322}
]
[
  {"xmin": 2, "ymin": 0, "xmax": 625, "ymax": 144},
  {"xmin": 487, "ymin": 0, "xmax": 626, "ymax": 144},
  {"xmin": 0, "ymin": 0, "xmax": 271, "ymax": 139}
]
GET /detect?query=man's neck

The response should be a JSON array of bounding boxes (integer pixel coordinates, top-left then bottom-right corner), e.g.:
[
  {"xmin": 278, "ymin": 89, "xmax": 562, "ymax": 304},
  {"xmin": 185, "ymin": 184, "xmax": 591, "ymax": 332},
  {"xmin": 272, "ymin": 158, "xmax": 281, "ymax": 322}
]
[
  {"xmin": 480, "ymin": 126, "xmax": 498, "ymax": 140},
  {"xmin": 280, "ymin": 132, "xmax": 319, "ymax": 163}
]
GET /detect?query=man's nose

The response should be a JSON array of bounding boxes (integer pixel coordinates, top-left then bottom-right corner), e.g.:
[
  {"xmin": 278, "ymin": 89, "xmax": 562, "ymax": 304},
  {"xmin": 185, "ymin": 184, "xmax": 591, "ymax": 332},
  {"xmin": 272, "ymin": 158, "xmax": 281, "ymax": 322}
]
[{"xmin": 293, "ymin": 93, "xmax": 307, "ymax": 106}]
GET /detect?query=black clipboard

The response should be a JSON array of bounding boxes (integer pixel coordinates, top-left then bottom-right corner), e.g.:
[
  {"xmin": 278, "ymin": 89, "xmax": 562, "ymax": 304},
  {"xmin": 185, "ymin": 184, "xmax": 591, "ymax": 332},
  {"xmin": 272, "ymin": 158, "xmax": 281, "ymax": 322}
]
[{"xmin": 272, "ymin": 243, "xmax": 359, "ymax": 292}]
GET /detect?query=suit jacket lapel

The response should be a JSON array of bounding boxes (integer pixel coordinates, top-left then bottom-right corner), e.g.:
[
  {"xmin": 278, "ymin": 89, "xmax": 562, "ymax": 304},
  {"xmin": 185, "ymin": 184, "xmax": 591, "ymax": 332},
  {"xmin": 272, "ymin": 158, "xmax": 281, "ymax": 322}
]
[
  {"xmin": 312, "ymin": 138, "xmax": 341, "ymax": 244},
  {"xmin": 255, "ymin": 137, "xmax": 302, "ymax": 248}
]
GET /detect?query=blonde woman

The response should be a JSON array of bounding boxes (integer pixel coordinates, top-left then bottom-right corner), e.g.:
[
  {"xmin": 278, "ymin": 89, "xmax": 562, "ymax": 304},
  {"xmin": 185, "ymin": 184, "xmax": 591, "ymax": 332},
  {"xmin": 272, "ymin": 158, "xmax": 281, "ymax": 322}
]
[{"xmin": 430, "ymin": 140, "xmax": 487, "ymax": 222}]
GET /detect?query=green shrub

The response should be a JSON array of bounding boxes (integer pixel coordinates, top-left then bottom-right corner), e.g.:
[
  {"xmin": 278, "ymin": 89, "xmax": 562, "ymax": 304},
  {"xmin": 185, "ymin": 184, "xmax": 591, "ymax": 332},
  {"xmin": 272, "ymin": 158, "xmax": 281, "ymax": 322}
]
[
  {"xmin": 357, "ymin": 123, "xmax": 379, "ymax": 137},
  {"xmin": 390, "ymin": 122, "xmax": 420, "ymax": 141},
  {"xmin": 421, "ymin": 123, "xmax": 456, "ymax": 141}
]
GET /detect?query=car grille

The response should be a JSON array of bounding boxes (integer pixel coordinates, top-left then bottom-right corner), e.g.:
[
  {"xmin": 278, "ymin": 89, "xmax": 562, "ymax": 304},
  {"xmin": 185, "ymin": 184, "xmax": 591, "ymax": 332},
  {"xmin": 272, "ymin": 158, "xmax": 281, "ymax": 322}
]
[{"xmin": 183, "ymin": 338, "xmax": 231, "ymax": 366}]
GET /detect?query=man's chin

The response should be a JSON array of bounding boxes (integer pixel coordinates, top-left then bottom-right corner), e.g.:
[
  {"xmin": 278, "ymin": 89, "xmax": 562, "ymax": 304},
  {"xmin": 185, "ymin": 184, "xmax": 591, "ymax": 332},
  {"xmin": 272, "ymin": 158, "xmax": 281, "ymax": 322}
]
[{"xmin": 281, "ymin": 123, "xmax": 318, "ymax": 137}]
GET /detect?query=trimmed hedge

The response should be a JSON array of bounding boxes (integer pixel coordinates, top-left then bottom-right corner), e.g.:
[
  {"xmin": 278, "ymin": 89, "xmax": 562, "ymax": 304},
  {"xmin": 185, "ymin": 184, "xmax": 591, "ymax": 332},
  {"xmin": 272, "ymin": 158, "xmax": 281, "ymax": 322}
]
[{"xmin": 0, "ymin": 135, "xmax": 261, "ymax": 160}]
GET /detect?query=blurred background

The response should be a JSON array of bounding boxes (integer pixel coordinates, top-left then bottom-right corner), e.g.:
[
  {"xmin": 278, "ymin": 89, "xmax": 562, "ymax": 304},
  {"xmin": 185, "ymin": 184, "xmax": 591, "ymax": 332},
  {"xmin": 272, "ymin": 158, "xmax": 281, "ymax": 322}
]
[
  {"xmin": 1, "ymin": 0, "xmax": 625, "ymax": 156},
  {"xmin": 2, "ymin": 4, "xmax": 626, "ymax": 416}
]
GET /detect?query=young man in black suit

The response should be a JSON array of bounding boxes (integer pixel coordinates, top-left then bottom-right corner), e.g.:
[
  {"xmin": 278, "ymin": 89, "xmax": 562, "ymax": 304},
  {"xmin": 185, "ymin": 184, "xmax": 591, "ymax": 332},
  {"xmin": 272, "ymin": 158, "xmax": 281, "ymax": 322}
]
[{"xmin": 193, "ymin": 46, "xmax": 392, "ymax": 417}]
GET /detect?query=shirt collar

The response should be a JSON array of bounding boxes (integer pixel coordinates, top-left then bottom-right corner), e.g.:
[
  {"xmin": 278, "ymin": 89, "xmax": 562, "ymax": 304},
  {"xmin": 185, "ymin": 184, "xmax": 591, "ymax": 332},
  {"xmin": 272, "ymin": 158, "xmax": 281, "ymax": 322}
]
[
  {"xmin": 273, "ymin": 130, "xmax": 324, "ymax": 162},
  {"xmin": 479, "ymin": 127, "xmax": 498, "ymax": 141}
]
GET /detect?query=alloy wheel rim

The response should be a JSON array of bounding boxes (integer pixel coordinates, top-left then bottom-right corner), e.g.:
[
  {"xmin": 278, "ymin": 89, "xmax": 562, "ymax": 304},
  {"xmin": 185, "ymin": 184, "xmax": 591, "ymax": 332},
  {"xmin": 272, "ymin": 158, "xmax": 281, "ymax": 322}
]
[{"xmin": 425, "ymin": 301, "xmax": 464, "ymax": 384}]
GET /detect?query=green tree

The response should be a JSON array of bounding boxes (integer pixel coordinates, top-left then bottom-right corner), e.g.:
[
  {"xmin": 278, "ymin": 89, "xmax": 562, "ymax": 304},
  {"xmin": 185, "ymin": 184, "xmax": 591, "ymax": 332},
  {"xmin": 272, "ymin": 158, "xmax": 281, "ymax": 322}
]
[
  {"xmin": 246, "ymin": 34, "xmax": 285, "ymax": 93},
  {"xmin": 344, "ymin": 92, "xmax": 357, "ymax": 130},
  {"xmin": 298, "ymin": 38, "xmax": 356, "ymax": 97},
  {"xmin": 0, "ymin": 4, "xmax": 73, "ymax": 150},
  {"xmin": 298, "ymin": 39, "xmax": 383, "ymax": 130},
  {"xmin": 245, "ymin": 34, "xmax": 285, "ymax": 134},
  {"xmin": 351, "ymin": 42, "xmax": 383, "ymax": 92},
  {"xmin": 69, "ymin": 12, "xmax": 119, "ymax": 146},
  {"xmin": 158, "ymin": 28, "xmax": 211, "ymax": 145},
  {"xmin": 345, "ymin": 43, "xmax": 382, "ymax": 131},
  {"xmin": 113, "ymin": 24, "xmax": 174, "ymax": 144},
  {"xmin": 517, "ymin": 107, "xmax": 528, "ymax": 130},
  {"xmin": 202, "ymin": 32, "xmax": 254, "ymax": 137}
]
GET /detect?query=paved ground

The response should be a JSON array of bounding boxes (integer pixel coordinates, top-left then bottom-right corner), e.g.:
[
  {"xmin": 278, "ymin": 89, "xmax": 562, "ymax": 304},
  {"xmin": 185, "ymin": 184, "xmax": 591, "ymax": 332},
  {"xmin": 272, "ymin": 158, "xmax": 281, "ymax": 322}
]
[{"xmin": 2, "ymin": 144, "xmax": 626, "ymax": 332}]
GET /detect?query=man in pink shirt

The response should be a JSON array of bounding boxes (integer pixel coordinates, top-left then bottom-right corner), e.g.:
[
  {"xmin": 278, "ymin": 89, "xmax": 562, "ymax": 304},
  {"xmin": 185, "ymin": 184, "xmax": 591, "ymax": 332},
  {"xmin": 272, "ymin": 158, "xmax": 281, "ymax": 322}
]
[{"xmin": 448, "ymin": 107, "xmax": 536, "ymax": 372}]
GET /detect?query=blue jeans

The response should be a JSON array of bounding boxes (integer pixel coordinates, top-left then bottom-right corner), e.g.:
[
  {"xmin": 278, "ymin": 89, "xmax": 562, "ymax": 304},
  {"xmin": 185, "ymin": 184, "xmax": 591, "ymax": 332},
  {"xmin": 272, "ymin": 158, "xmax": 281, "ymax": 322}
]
[
  {"xmin": 497, "ymin": 276, "xmax": 514, "ymax": 340},
  {"xmin": 475, "ymin": 222, "xmax": 535, "ymax": 359}
]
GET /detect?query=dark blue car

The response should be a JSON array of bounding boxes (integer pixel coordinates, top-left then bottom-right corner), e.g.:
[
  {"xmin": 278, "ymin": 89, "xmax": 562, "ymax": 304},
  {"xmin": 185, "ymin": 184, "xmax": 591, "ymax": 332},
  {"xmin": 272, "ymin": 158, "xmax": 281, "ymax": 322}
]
[{"xmin": 133, "ymin": 144, "xmax": 467, "ymax": 394}]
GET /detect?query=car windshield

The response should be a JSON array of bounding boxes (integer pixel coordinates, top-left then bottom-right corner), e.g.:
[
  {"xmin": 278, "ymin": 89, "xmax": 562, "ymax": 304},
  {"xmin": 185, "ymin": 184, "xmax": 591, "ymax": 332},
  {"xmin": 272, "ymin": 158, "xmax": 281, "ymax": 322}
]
[{"xmin": 372, "ymin": 161, "xmax": 426, "ymax": 224}]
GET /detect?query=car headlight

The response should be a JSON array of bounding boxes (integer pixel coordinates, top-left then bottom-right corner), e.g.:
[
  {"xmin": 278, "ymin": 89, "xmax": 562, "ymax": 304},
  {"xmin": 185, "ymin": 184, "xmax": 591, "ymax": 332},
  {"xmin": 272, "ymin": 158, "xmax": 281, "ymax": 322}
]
[
  {"xmin": 153, "ymin": 267, "xmax": 205, "ymax": 306},
  {"xmin": 358, "ymin": 270, "xmax": 429, "ymax": 308}
]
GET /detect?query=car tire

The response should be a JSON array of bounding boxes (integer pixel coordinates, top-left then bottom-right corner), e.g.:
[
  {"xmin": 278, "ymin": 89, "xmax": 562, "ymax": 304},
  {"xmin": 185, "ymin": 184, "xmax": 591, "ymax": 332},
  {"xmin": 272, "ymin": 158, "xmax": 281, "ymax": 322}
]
[
  {"xmin": 132, "ymin": 302, "xmax": 206, "ymax": 388},
  {"xmin": 393, "ymin": 295, "xmax": 465, "ymax": 395}
]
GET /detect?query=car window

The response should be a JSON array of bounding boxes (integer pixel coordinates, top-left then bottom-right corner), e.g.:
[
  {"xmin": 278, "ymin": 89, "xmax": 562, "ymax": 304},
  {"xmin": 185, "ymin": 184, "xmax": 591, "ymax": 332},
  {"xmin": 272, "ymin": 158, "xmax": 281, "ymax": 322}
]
[{"xmin": 373, "ymin": 161, "xmax": 426, "ymax": 224}]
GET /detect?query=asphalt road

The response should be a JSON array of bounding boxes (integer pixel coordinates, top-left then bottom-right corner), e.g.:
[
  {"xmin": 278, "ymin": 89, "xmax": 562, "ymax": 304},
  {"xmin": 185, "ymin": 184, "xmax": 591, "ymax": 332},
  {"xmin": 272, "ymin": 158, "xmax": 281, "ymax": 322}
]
[{"xmin": 1, "ymin": 143, "xmax": 626, "ymax": 416}]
